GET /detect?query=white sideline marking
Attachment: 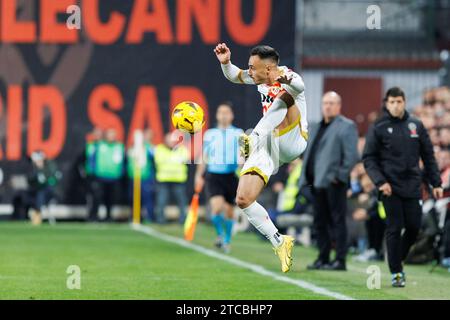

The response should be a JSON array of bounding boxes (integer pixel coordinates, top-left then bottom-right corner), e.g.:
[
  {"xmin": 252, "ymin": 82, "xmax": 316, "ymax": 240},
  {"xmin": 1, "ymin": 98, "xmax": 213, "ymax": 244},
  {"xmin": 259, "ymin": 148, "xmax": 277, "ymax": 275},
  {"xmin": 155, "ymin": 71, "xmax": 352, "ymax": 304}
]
[{"xmin": 131, "ymin": 224, "xmax": 354, "ymax": 300}]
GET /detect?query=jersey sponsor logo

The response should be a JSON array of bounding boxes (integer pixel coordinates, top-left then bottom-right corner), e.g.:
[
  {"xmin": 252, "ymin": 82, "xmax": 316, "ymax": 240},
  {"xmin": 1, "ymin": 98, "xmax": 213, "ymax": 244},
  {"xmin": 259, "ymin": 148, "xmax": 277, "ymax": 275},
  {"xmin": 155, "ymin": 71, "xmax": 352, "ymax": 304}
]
[
  {"xmin": 261, "ymin": 93, "xmax": 274, "ymax": 114},
  {"xmin": 261, "ymin": 93, "xmax": 275, "ymax": 104},
  {"xmin": 408, "ymin": 122, "xmax": 419, "ymax": 138},
  {"xmin": 269, "ymin": 86, "xmax": 281, "ymax": 96},
  {"xmin": 260, "ymin": 85, "xmax": 286, "ymax": 114}
]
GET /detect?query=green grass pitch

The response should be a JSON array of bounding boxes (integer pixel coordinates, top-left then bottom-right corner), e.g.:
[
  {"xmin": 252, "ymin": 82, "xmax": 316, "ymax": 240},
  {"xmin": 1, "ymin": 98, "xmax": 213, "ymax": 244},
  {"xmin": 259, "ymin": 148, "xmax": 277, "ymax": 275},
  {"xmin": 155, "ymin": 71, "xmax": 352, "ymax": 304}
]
[{"xmin": 0, "ymin": 222, "xmax": 449, "ymax": 300}]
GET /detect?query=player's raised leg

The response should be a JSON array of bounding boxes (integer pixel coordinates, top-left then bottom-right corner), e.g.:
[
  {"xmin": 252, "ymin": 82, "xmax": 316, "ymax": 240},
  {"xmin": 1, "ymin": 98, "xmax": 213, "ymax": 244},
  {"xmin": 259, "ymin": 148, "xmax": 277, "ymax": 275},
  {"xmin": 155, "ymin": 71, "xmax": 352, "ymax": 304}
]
[{"xmin": 236, "ymin": 173, "xmax": 294, "ymax": 272}]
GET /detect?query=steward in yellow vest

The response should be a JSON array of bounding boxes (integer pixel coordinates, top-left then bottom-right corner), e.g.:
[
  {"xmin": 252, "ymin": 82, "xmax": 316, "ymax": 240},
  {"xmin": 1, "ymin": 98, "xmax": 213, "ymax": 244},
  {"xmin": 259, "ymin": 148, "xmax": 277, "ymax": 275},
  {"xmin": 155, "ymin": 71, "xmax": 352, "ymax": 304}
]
[{"xmin": 154, "ymin": 132, "xmax": 189, "ymax": 224}]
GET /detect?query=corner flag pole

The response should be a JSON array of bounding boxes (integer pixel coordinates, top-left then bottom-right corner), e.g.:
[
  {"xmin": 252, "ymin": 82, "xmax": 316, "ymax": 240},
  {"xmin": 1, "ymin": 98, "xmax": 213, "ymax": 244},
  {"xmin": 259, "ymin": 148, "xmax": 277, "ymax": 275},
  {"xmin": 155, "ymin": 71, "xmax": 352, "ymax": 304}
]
[
  {"xmin": 133, "ymin": 130, "xmax": 144, "ymax": 225},
  {"xmin": 184, "ymin": 183, "xmax": 203, "ymax": 241}
]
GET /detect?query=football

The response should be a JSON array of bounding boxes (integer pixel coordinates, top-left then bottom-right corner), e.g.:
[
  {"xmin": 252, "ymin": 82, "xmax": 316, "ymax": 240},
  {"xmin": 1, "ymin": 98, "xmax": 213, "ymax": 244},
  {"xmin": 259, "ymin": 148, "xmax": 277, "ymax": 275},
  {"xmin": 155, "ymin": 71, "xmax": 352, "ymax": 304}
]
[{"xmin": 171, "ymin": 101, "xmax": 205, "ymax": 134}]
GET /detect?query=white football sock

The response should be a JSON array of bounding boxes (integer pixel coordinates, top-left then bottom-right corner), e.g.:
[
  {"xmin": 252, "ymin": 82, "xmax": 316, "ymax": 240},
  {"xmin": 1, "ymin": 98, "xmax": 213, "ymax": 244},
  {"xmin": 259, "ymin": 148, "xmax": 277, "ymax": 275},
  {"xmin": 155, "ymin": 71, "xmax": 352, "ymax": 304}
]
[{"xmin": 241, "ymin": 201, "xmax": 283, "ymax": 247}]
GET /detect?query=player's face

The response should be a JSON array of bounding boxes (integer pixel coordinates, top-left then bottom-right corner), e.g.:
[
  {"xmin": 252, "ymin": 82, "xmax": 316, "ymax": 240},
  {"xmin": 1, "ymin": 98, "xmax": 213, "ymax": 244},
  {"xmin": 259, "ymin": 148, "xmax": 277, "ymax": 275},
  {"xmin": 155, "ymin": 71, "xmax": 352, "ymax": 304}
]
[
  {"xmin": 216, "ymin": 105, "xmax": 234, "ymax": 127},
  {"xmin": 248, "ymin": 55, "xmax": 270, "ymax": 84},
  {"xmin": 386, "ymin": 96, "xmax": 406, "ymax": 118}
]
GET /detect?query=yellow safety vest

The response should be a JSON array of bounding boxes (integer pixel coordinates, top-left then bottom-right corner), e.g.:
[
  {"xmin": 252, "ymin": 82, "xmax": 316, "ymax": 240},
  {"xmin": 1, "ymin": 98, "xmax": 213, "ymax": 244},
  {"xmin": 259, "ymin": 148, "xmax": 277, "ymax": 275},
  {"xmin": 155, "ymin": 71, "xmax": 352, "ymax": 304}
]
[
  {"xmin": 154, "ymin": 144, "xmax": 188, "ymax": 183},
  {"xmin": 378, "ymin": 201, "xmax": 387, "ymax": 220},
  {"xmin": 281, "ymin": 162, "xmax": 302, "ymax": 212}
]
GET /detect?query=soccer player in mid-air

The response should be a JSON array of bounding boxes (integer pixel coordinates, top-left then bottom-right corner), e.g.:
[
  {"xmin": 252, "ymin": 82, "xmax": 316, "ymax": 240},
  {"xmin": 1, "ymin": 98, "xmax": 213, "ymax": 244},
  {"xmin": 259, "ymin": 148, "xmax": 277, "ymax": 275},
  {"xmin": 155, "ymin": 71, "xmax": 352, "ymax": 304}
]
[{"xmin": 214, "ymin": 43, "xmax": 308, "ymax": 272}]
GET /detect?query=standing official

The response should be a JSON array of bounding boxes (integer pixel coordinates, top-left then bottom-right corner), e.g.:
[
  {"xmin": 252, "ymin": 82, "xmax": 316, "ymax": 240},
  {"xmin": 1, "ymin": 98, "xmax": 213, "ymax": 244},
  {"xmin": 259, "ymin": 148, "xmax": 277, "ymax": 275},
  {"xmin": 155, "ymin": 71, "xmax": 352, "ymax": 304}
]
[
  {"xmin": 91, "ymin": 128, "xmax": 125, "ymax": 222},
  {"xmin": 363, "ymin": 87, "xmax": 443, "ymax": 287},
  {"xmin": 195, "ymin": 102, "xmax": 243, "ymax": 253},
  {"xmin": 299, "ymin": 91, "xmax": 359, "ymax": 271}
]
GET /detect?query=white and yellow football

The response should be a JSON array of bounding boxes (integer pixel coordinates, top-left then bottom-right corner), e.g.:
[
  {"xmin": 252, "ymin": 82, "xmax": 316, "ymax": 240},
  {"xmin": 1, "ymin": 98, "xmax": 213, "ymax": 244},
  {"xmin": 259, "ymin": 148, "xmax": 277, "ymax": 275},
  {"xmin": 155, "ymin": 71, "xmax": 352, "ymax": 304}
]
[{"xmin": 171, "ymin": 101, "xmax": 205, "ymax": 134}]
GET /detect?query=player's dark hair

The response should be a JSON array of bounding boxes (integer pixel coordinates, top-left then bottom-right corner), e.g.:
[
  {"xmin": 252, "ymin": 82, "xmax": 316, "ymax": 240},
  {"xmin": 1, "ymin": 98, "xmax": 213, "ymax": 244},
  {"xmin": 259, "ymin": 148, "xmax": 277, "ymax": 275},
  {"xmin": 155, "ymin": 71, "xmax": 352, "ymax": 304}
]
[
  {"xmin": 250, "ymin": 45, "xmax": 280, "ymax": 64},
  {"xmin": 385, "ymin": 87, "xmax": 406, "ymax": 101}
]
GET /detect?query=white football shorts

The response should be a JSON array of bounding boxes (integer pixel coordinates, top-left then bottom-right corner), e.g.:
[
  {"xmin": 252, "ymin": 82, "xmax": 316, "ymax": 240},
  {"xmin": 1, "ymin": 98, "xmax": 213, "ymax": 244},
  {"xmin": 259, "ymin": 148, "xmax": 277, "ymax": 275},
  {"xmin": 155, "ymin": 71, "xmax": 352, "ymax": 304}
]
[{"xmin": 240, "ymin": 118, "xmax": 308, "ymax": 185}]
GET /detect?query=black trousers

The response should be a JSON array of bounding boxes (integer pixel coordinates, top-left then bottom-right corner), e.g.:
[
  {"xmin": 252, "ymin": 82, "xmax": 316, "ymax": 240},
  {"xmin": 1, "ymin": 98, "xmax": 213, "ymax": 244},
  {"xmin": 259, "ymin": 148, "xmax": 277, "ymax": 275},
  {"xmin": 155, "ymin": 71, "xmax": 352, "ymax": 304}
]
[
  {"xmin": 366, "ymin": 213, "xmax": 386, "ymax": 254},
  {"xmin": 312, "ymin": 182, "xmax": 348, "ymax": 263},
  {"xmin": 85, "ymin": 176, "xmax": 96, "ymax": 219},
  {"xmin": 90, "ymin": 179, "xmax": 118, "ymax": 221},
  {"xmin": 381, "ymin": 194, "xmax": 422, "ymax": 274}
]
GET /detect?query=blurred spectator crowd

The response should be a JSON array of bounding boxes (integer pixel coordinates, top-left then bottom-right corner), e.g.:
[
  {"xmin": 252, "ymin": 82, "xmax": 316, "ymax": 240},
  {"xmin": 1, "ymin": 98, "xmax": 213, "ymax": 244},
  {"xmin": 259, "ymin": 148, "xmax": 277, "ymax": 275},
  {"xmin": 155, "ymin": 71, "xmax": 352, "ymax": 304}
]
[
  {"xmin": 81, "ymin": 128, "xmax": 189, "ymax": 224},
  {"xmin": 11, "ymin": 127, "xmax": 190, "ymax": 226}
]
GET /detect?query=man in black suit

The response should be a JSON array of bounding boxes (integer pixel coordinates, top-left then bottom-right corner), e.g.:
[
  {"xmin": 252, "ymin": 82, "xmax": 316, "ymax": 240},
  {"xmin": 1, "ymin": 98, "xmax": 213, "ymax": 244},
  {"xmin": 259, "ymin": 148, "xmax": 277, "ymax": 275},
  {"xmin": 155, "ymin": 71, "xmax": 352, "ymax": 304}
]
[{"xmin": 299, "ymin": 91, "xmax": 359, "ymax": 271}]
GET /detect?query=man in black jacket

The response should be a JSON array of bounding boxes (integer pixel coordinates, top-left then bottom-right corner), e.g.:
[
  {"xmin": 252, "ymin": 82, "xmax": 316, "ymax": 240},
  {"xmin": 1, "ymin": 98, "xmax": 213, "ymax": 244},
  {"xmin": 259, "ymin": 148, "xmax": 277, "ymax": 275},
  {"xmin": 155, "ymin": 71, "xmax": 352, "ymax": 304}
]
[{"xmin": 363, "ymin": 87, "xmax": 443, "ymax": 287}]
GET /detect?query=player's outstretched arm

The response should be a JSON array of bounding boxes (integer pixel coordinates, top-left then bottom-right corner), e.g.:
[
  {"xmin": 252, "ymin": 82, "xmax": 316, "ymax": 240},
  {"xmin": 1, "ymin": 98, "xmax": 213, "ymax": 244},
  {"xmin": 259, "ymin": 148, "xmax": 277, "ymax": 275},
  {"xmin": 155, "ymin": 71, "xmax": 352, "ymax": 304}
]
[{"xmin": 214, "ymin": 43, "xmax": 254, "ymax": 85}]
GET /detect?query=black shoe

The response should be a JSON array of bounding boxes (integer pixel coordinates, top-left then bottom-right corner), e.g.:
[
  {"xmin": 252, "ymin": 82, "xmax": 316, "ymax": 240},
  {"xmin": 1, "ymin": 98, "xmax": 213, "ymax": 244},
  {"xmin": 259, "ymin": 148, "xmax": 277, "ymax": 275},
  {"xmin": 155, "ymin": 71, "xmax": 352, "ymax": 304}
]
[
  {"xmin": 391, "ymin": 272, "xmax": 406, "ymax": 288},
  {"xmin": 323, "ymin": 260, "xmax": 347, "ymax": 271},
  {"xmin": 307, "ymin": 259, "xmax": 330, "ymax": 270},
  {"xmin": 214, "ymin": 237, "xmax": 223, "ymax": 249}
]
